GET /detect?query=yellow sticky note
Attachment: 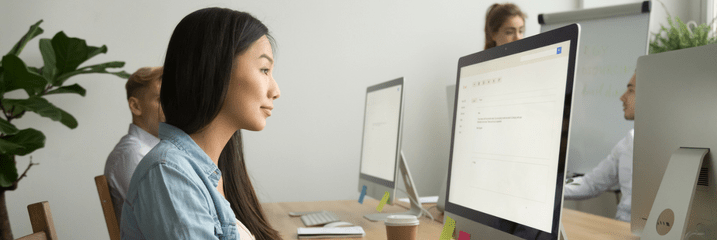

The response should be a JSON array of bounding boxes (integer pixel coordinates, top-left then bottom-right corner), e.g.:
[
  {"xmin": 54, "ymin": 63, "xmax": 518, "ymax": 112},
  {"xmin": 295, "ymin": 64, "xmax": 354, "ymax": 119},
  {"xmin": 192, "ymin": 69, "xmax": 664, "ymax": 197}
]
[
  {"xmin": 376, "ymin": 191, "xmax": 389, "ymax": 212},
  {"xmin": 439, "ymin": 216, "xmax": 456, "ymax": 240}
]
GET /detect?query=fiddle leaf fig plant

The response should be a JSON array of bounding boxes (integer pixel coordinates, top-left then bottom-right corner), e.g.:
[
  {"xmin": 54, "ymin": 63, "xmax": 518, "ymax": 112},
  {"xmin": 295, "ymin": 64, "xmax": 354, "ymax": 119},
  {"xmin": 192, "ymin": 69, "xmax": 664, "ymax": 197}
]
[{"xmin": 0, "ymin": 19, "xmax": 129, "ymax": 240}]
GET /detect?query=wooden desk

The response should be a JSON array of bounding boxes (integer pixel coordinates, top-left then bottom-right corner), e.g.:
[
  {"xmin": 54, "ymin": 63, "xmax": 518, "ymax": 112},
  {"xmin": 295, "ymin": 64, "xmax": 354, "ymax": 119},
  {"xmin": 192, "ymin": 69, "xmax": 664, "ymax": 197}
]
[
  {"xmin": 561, "ymin": 208, "xmax": 638, "ymax": 240},
  {"xmin": 263, "ymin": 200, "xmax": 638, "ymax": 240},
  {"xmin": 262, "ymin": 199, "xmax": 444, "ymax": 240}
]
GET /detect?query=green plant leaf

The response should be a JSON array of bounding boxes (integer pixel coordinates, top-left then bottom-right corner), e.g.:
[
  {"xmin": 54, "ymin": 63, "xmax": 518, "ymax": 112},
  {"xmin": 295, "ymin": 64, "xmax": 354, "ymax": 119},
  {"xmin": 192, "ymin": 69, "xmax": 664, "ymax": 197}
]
[
  {"xmin": 51, "ymin": 31, "xmax": 89, "ymax": 76},
  {"xmin": 0, "ymin": 118, "xmax": 19, "ymax": 135},
  {"xmin": 86, "ymin": 45, "xmax": 107, "ymax": 60},
  {"xmin": 650, "ymin": 15, "xmax": 717, "ymax": 54},
  {"xmin": 28, "ymin": 67, "xmax": 42, "ymax": 75},
  {"xmin": 58, "ymin": 108, "xmax": 77, "ymax": 129},
  {"xmin": 0, "ymin": 138, "xmax": 24, "ymax": 155},
  {"xmin": 0, "ymin": 66, "xmax": 5, "ymax": 95},
  {"xmin": 44, "ymin": 83, "xmax": 86, "ymax": 97},
  {"xmin": 2, "ymin": 97, "xmax": 76, "ymax": 129},
  {"xmin": 55, "ymin": 61, "xmax": 129, "ymax": 85},
  {"xmin": 3, "ymin": 128, "xmax": 45, "ymax": 156},
  {"xmin": 7, "ymin": 20, "xmax": 44, "ymax": 57},
  {"xmin": 1, "ymin": 55, "xmax": 47, "ymax": 96},
  {"xmin": 2, "ymin": 97, "xmax": 62, "ymax": 122},
  {"xmin": 39, "ymin": 38, "xmax": 58, "ymax": 82},
  {"xmin": 0, "ymin": 154, "xmax": 18, "ymax": 187}
]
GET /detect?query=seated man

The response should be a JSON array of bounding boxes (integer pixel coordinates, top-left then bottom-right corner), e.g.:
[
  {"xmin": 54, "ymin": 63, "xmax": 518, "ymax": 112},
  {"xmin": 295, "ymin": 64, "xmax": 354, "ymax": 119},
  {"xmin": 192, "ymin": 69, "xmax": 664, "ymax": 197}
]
[
  {"xmin": 104, "ymin": 66, "xmax": 164, "ymax": 222},
  {"xmin": 563, "ymin": 73, "xmax": 636, "ymax": 222}
]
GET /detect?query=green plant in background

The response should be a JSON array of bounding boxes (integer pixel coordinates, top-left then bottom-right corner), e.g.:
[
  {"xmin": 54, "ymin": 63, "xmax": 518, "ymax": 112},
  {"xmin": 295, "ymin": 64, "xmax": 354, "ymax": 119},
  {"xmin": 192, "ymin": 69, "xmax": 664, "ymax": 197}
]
[
  {"xmin": 0, "ymin": 20, "xmax": 129, "ymax": 240},
  {"xmin": 649, "ymin": 15, "xmax": 717, "ymax": 54}
]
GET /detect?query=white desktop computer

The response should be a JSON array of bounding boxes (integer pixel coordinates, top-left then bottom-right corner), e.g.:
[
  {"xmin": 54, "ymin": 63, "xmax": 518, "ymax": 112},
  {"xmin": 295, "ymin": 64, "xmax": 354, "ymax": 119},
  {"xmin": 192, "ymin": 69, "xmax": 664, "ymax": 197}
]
[
  {"xmin": 357, "ymin": 77, "xmax": 424, "ymax": 222},
  {"xmin": 632, "ymin": 43, "xmax": 717, "ymax": 239},
  {"xmin": 443, "ymin": 24, "xmax": 580, "ymax": 239}
]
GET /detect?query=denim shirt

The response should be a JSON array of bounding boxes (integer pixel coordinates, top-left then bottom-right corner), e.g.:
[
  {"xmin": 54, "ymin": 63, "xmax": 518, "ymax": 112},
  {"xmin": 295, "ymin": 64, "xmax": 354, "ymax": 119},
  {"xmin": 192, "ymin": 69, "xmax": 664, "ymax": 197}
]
[{"xmin": 120, "ymin": 123, "xmax": 242, "ymax": 239}]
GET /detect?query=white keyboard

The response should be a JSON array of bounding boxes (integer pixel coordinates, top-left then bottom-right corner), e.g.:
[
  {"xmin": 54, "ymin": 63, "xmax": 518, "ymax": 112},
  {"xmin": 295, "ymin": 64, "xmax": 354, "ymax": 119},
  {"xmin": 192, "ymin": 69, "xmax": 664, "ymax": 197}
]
[{"xmin": 300, "ymin": 211, "xmax": 340, "ymax": 227}]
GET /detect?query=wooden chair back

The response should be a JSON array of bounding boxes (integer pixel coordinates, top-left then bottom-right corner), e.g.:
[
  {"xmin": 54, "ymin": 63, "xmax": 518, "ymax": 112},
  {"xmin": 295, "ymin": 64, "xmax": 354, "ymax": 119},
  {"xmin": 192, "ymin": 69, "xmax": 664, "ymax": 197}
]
[
  {"xmin": 15, "ymin": 201, "xmax": 57, "ymax": 240},
  {"xmin": 94, "ymin": 175, "xmax": 120, "ymax": 240}
]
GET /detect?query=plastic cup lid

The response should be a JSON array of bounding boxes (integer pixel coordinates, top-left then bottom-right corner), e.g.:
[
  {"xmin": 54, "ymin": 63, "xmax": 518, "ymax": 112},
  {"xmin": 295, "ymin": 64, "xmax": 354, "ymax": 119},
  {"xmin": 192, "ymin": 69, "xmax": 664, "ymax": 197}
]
[{"xmin": 384, "ymin": 215, "xmax": 420, "ymax": 226}]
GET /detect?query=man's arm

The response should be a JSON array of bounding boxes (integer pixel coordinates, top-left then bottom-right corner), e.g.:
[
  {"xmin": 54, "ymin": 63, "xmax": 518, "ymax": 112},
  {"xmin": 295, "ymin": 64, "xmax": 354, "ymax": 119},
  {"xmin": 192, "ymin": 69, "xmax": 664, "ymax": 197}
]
[
  {"xmin": 105, "ymin": 147, "xmax": 144, "ymax": 221},
  {"xmin": 563, "ymin": 137, "xmax": 627, "ymax": 200}
]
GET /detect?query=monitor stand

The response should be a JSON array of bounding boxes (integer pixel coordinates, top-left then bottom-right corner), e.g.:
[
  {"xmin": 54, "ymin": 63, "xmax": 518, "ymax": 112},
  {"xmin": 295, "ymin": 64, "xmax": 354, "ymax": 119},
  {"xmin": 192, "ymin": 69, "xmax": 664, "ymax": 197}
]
[
  {"xmin": 641, "ymin": 147, "xmax": 710, "ymax": 239},
  {"xmin": 364, "ymin": 150, "xmax": 424, "ymax": 221},
  {"xmin": 559, "ymin": 223, "xmax": 568, "ymax": 240}
]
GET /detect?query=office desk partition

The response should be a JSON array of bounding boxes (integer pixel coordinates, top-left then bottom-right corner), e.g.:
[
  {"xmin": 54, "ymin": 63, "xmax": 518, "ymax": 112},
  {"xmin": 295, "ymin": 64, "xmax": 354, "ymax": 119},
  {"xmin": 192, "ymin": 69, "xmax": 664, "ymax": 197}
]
[{"xmin": 262, "ymin": 199, "xmax": 638, "ymax": 240}]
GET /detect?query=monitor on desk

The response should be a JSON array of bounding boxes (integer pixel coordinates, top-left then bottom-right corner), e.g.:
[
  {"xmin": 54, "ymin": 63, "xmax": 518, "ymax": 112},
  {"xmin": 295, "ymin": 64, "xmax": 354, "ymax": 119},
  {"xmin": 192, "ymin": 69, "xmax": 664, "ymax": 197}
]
[
  {"xmin": 632, "ymin": 43, "xmax": 717, "ymax": 239},
  {"xmin": 357, "ymin": 77, "xmax": 425, "ymax": 222},
  {"xmin": 444, "ymin": 24, "xmax": 579, "ymax": 239},
  {"xmin": 358, "ymin": 77, "xmax": 403, "ymax": 206}
]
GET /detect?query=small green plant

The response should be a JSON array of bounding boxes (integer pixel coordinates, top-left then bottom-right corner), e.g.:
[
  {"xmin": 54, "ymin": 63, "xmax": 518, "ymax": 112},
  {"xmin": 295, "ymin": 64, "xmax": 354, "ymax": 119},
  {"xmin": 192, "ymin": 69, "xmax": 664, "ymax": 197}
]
[
  {"xmin": 650, "ymin": 15, "xmax": 717, "ymax": 54},
  {"xmin": 0, "ymin": 20, "xmax": 129, "ymax": 240}
]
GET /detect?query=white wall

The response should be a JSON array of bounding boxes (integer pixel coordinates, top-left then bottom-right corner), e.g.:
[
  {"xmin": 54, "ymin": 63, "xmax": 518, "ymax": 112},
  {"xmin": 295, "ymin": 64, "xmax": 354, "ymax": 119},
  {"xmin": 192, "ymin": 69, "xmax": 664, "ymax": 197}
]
[{"xmin": 0, "ymin": 1, "xmax": 583, "ymax": 239}]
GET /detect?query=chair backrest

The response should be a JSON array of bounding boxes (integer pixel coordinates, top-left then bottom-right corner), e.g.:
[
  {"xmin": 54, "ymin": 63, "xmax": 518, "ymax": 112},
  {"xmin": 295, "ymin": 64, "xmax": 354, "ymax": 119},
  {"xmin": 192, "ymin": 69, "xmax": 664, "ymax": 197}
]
[
  {"xmin": 94, "ymin": 175, "xmax": 120, "ymax": 240},
  {"xmin": 15, "ymin": 201, "xmax": 57, "ymax": 240}
]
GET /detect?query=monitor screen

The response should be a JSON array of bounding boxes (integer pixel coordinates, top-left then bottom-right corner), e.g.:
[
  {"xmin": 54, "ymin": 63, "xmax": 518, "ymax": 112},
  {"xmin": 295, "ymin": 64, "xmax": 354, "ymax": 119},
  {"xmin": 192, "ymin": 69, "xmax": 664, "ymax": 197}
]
[
  {"xmin": 359, "ymin": 78, "xmax": 403, "ymax": 187},
  {"xmin": 445, "ymin": 24, "xmax": 579, "ymax": 239}
]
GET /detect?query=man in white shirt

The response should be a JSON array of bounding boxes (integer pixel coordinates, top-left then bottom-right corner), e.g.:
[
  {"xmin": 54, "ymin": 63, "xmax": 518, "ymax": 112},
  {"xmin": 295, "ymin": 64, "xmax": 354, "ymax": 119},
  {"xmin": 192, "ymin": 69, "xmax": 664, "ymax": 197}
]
[
  {"xmin": 564, "ymin": 73, "xmax": 636, "ymax": 222},
  {"xmin": 104, "ymin": 66, "xmax": 164, "ymax": 222}
]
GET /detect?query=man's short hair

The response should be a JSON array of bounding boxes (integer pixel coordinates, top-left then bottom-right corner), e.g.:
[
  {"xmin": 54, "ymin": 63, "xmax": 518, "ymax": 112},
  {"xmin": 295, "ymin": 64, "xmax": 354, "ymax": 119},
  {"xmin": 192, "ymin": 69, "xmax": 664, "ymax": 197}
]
[{"xmin": 125, "ymin": 66, "xmax": 163, "ymax": 99}]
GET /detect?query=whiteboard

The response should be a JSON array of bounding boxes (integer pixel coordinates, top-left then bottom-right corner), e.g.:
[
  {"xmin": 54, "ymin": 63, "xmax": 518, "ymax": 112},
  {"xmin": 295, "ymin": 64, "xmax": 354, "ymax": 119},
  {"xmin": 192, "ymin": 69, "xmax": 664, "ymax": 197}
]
[{"xmin": 539, "ymin": 1, "xmax": 650, "ymax": 174}]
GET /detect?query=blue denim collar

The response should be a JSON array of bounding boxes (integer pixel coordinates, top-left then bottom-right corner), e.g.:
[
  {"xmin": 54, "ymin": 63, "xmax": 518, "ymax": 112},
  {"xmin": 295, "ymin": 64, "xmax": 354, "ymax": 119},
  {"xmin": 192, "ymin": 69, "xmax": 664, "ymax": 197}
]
[{"xmin": 158, "ymin": 122, "xmax": 221, "ymax": 186}]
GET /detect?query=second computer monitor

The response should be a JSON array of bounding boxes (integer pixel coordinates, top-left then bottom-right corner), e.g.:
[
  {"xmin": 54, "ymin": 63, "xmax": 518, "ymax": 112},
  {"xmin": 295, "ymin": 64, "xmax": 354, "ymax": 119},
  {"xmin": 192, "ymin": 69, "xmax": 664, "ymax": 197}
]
[
  {"xmin": 632, "ymin": 43, "xmax": 717, "ymax": 238},
  {"xmin": 358, "ymin": 78, "xmax": 404, "ymax": 207},
  {"xmin": 445, "ymin": 24, "xmax": 579, "ymax": 239}
]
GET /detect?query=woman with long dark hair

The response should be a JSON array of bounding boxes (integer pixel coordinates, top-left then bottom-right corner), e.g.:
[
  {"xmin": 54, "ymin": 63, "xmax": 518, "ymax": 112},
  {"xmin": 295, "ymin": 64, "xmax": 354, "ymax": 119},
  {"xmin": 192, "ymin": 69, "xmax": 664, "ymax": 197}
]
[{"xmin": 120, "ymin": 7, "xmax": 281, "ymax": 240}]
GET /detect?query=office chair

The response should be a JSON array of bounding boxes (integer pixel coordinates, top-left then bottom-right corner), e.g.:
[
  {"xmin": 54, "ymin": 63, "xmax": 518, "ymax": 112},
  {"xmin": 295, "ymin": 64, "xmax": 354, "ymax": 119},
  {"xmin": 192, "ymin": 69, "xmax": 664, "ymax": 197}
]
[{"xmin": 94, "ymin": 175, "xmax": 120, "ymax": 240}]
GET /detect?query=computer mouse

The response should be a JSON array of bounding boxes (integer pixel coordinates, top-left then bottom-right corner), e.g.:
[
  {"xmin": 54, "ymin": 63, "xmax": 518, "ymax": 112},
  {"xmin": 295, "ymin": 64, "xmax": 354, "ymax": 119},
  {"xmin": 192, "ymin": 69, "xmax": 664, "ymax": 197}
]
[{"xmin": 323, "ymin": 221, "xmax": 354, "ymax": 228}]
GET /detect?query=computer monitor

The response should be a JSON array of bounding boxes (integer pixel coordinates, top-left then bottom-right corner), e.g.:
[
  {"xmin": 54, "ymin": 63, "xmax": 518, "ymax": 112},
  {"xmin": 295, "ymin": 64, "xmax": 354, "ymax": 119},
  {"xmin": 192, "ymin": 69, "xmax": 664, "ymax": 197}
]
[
  {"xmin": 444, "ymin": 23, "xmax": 580, "ymax": 239},
  {"xmin": 632, "ymin": 44, "xmax": 717, "ymax": 238},
  {"xmin": 357, "ymin": 78, "xmax": 423, "ymax": 221}
]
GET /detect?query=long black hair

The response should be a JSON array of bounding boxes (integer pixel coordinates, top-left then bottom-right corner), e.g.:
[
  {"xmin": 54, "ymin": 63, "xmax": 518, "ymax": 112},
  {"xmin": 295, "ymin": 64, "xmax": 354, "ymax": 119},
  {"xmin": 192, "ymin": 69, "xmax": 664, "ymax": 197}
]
[{"xmin": 161, "ymin": 7, "xmax": 281, "ymax": 240}]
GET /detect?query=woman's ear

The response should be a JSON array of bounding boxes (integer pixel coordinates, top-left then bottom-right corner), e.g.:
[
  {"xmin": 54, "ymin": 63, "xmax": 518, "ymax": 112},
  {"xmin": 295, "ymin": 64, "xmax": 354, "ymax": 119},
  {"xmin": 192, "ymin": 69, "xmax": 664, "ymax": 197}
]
[{"xmin": 128, "ymin": 96, "xmax": 143, "ymax": 117}]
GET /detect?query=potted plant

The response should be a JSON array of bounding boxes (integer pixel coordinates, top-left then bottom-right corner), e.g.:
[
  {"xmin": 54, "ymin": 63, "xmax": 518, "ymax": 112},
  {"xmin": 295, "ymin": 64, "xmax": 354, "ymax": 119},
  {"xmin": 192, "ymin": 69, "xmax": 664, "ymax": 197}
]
[
  {"xmin": 649, "ymin": 10, "xmax": 717, "ymax": 54},
  {"xmin": 0, "ymin": 20, "xmax": 129, "ymax": 240}
]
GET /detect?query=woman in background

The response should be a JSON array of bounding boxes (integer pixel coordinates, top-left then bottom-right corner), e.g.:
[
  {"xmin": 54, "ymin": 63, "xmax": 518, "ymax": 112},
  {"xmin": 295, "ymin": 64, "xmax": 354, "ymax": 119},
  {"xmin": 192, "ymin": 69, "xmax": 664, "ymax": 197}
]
[
  {"xmin": 484, "ymin": 3, "xmax": 527, "ymax": 49},
  {"xmin": 120, "ymin": 8, "xmax": 281, "ymax": 240}
]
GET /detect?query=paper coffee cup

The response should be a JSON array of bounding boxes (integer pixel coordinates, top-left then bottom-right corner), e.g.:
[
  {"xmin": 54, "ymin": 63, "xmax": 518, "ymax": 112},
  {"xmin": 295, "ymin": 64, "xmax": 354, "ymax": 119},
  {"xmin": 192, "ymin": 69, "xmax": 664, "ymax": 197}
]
[{"xmin": 385, "ymin": 215, "xmax": 419, "ymax": 240}]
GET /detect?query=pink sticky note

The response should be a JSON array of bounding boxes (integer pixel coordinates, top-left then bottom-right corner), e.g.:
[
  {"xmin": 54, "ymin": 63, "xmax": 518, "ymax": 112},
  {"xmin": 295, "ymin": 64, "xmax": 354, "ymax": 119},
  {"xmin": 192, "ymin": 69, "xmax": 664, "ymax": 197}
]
[{"xmin": 458, "ymin": 230, "xmax": 470, "ymax": 240}]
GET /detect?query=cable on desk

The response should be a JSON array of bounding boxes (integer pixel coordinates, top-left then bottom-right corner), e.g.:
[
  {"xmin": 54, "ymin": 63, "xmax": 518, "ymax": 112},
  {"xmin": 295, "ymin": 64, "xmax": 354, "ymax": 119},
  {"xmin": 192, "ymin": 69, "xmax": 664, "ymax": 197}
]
[{"xmin": 684, "ymin": 223, "xmax": 707, "ymax": 239}]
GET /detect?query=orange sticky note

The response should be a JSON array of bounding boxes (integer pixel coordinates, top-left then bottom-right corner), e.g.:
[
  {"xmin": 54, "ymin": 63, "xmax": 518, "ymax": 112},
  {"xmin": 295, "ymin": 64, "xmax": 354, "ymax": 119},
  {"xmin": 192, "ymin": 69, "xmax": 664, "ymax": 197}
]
[
  {"xmin": 376, "ymin": 191, "xmax": 389, "ymax": 212},
  {"xmin": 439, "ymin": 216, "xmax": 456, "ymax": 240}
]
